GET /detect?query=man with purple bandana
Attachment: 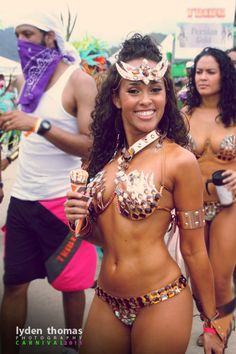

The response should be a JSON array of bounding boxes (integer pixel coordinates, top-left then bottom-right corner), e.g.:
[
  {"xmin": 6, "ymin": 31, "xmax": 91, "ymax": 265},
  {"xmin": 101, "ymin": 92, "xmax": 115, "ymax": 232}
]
[{"xmin": 0, "ymin": 11, "xmax": 98, "ymax": 354}]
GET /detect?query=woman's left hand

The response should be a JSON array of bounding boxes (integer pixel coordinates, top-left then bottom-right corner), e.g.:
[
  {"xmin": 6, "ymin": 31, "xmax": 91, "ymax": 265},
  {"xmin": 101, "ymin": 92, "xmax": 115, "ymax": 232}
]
[
  {"xmin": 203, "ymin": 333, "xmax": 224, "ymax": 354},
  {"xmin": 222, "ymin": 169, "xmax": 236, "ymax": 194}
]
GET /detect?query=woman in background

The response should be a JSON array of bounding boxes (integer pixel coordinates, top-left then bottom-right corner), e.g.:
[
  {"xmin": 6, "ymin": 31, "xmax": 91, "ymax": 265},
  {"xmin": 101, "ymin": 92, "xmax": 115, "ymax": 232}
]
[{"xmin": 183, "ymin": 47, "xmax": 236, "ymax": 348}]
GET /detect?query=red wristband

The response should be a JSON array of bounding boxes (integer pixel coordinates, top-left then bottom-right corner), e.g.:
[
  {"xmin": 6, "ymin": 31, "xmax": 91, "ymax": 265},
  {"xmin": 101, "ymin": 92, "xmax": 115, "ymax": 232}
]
[{"xmin": 203, "ymin": 327, "xmax": 217, "ymax": 334}]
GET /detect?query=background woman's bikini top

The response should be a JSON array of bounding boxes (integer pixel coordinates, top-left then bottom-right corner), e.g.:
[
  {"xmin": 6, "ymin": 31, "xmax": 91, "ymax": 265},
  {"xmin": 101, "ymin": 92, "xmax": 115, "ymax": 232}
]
[
  {"xmin": 185, "ymin": 112, "xmax": 236, "ymax": 161},
  {"xmin": 188, "ymin": 134, "xmax": 236, "ymax": 161}
]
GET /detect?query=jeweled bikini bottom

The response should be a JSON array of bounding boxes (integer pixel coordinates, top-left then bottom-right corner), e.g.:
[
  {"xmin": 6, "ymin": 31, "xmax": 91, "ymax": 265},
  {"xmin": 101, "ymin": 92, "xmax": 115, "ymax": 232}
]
[{"xmin": 95, "ymin": 274, "xmax": 187, "ymax": 326}]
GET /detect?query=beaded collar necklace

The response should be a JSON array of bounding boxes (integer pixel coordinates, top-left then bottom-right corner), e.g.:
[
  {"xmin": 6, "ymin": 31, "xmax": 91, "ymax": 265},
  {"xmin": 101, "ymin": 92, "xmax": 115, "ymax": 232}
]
[{"xmin": 117, "ymin": 129, "xmax": 162, "ymax": 172}]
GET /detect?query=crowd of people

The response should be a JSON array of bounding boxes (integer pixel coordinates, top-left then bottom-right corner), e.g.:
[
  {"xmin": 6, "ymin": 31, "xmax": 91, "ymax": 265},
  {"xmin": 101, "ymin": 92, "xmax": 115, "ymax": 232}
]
[{"xmin": 0, "ymin": 9, "xmax": 235, "ymax": 354}]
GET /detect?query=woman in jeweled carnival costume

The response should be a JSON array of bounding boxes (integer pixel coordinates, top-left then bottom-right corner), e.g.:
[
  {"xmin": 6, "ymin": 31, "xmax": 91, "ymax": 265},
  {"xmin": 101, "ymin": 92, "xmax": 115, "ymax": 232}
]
[{"xmin": 65, "ymin": 34, "xmax": 225, "ymax": 354}]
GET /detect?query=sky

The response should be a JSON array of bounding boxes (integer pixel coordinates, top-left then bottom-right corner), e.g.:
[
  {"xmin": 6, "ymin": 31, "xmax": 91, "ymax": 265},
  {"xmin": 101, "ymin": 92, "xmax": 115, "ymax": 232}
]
[
  {"xmin": 1, "ymin": 0, "xmax": 235, "ymax": 49},
  {"xmin": 0, "ymin": 0, "xmax": 191, "ymax": 46}
]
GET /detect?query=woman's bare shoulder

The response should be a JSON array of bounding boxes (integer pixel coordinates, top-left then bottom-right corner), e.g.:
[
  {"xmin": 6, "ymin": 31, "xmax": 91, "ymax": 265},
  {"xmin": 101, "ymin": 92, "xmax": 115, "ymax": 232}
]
[
  {"xmin": 164, "ymin": 141, "xmax": 203, "ymax": 202},
  {"xmin": 165, "ymin": 140, "xmax": 197, "ymax": 168}
]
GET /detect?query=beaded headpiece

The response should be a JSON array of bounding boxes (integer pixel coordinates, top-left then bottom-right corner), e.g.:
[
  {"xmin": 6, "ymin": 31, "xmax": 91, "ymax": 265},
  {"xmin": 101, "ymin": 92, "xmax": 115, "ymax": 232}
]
[{"xmin": 116, "ymin": 55, "xmax": 168, "ymax": 85}]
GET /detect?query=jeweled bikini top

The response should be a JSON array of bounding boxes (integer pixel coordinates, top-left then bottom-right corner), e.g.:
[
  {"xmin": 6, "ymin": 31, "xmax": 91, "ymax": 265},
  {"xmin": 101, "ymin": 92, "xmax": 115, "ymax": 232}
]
[
  {"xmin": 188, "ymin": 134, "xmax": 236, "ymax": 161},
  {"xmin": 87, "ymin": 130, "xmax": 171, "ymax": 220}
]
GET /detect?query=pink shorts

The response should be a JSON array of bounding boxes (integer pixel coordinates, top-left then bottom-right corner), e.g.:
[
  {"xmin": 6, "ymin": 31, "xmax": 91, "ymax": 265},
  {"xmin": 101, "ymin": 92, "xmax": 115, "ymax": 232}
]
[{"xmin": 4, "ymin": 196, "xmax": 97, "ymax": 291}]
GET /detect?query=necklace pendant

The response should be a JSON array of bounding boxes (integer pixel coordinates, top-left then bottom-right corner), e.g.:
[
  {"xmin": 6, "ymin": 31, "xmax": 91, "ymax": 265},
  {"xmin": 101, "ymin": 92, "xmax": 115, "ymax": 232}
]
[
  {"xmin": 117, "ymin": 129, "xmax": 162, "ymax": 176},
  {"xmin": 121, "ymin": 162, "xmax": 129, "ymax": 171},
  {"xmin": 156, "ymin": 142, "xmax": 162, "ymax": 149},
  {"xmin": 123, "ymin": 149, "xmax": 133, "ymax": 162}
]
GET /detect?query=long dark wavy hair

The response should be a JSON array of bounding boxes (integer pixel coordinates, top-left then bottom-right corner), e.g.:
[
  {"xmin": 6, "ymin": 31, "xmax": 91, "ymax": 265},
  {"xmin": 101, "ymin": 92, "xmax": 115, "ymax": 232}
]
[
  {"xmin": 88, "ymin": 33, "xmax": 189, "ymax": 178},
  {"xmin": 186, "ymin": 47, "xmax": 236, "ymax": 127}
]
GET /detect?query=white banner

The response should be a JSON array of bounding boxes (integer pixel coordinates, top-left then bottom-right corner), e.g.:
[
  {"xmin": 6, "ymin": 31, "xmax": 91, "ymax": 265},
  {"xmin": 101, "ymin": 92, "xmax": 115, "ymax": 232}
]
[{"xmin": 175, "ymin": 0, "xmax": 236, "ymax": 59}]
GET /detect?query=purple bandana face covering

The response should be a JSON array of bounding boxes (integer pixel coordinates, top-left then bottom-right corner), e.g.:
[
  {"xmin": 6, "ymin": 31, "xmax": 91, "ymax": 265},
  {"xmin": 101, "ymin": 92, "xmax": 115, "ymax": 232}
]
[{"xmin": 17, "ymin": 39, "xmax": 63, "ymax": 113}]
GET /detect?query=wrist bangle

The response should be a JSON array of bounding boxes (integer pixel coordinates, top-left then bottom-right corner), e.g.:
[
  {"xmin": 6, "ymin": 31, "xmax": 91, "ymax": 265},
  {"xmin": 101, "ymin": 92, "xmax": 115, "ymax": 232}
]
[{"xmin": 203, "ymin": 327, "xmax": 217, "ymax": 334}]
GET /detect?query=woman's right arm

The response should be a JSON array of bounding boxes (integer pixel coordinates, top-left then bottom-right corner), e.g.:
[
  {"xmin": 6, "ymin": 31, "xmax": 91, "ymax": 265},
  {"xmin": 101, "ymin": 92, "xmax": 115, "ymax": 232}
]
[
  {"xmin": 173, "ymin": 148, "xmax": 224, "ymax": 354},
  {"xmin": 173, "ymin": 150, "xmax": 216, "ymax": 316}
]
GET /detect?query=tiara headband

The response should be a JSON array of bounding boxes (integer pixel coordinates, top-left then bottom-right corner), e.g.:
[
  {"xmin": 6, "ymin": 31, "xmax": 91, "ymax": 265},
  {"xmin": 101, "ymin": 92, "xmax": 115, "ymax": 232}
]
[{"xmin": 116, "ymin": 56, "xmax": 168, "ymax": 85}]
